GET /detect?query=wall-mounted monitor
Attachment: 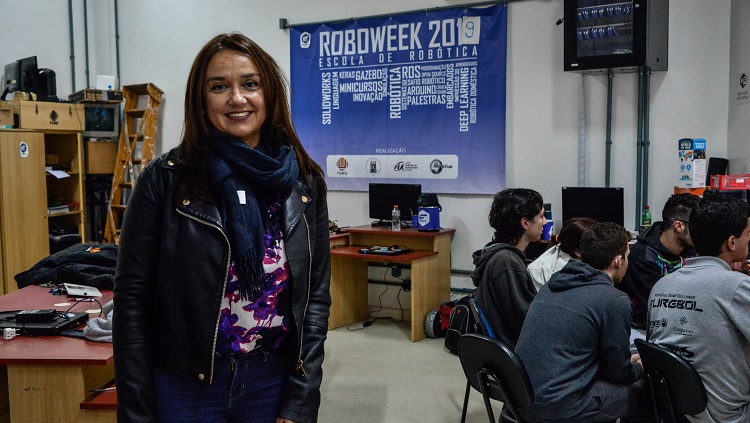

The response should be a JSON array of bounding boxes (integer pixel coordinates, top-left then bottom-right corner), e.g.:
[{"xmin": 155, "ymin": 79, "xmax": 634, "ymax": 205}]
[
  {"xmin": 368, "ymin": 183, "xmax": 421, "ymax": 222},
  {"xmin": 562, "ymin": 186, "xmax": 624, "ymax": 226},
  {"xmin": 563, "ymin": 0, "xmax": 668, "ymax": 73}
]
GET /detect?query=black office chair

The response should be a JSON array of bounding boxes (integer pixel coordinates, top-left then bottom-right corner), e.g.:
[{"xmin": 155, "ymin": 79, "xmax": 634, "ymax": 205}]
[
  {"xmin": 634, "ymin": 339, "xmax": 707, "ymax": 423},
  {"xmin": 460, "ymin": 297, "xmax": 498, "ymax": 423},
  {"xmin": 458, "ymin": 333, "xmax": 533, "ymax": 423}
]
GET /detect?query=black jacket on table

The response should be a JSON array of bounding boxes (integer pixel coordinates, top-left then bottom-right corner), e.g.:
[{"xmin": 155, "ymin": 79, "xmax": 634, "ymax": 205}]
[
  {"xmin": 470, "ymin": 242, "xmax": 535, "ymax": 347},
  {"xmin": 112, "ymin": 148, "xmax": 331, "ymax": 423}
]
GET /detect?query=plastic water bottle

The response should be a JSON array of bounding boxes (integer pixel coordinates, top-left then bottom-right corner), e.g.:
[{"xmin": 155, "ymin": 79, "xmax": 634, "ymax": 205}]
[
  {"xmin": 391, "ymin": 205, "xmax": 401, "ymax": 231},
  {"xmin": 640, "ymin": 205, "xmax": 652, "ymax": 234}
]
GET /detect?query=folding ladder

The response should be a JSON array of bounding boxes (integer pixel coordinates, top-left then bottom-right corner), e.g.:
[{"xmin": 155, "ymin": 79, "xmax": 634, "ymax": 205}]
[{"xmin": 103, "ymin": 83, "xmax": 163, "ymax": 244}]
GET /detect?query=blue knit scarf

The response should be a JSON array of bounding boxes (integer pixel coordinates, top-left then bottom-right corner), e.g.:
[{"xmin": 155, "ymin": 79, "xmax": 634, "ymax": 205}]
[{"xmin": 205, "ymin": 131, "xmax": 299, "ymax": 299}]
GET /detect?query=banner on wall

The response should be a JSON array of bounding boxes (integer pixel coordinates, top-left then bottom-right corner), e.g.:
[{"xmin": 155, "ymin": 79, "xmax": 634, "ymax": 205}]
[{"xmin": 290, "ymin": 4, "xmax": 507, "ymax": 193}]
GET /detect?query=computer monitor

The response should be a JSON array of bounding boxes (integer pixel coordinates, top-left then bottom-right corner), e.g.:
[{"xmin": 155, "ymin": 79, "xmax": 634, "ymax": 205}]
[
  {"xmin": 368, "ymin": 183, "xmax": 421, "ymax": 221},
  {"xmin": 3, "ymin": 56, "xmax": 38, "ymax": 94},
  {"xmin": 561, "ymin": 187, "xmax": 625, "ymax": 226},
  {"xmin": 83, "ymin": 103, "xmax": 120, "ymax": 139}
]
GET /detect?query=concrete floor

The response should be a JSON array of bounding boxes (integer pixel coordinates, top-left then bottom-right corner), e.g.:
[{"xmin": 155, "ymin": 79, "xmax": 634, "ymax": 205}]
[{"xmin": 319, "ymin": 319, "xmax": 501, "ymax": 423}]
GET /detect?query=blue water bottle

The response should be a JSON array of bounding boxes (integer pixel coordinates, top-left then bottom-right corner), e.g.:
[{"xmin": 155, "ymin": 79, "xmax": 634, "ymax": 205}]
[{"xmin": 541, "ymin": 203, "xmax": 553, "ymax": 242}]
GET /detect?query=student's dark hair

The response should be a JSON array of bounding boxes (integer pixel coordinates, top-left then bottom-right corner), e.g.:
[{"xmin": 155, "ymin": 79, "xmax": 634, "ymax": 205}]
[
  {"xmin": 662, "ymin": 193, "xmax": 701, "ymax": 228},
  {"xmin": 558, "ymin": 217, "xmax": 598, "ymax": 257},
  {"xmin": 178, "ymin": 32, "xmax": 324, "ymax": 189},
  {"xmin": 580, "ymin": 222, "xmax": 631, "ymax": 271},
  {"xmin": 489, "ymin": 188, "xmax": 544, "ymax": 245},
  {"xmin": 689, "ymin": 195, "xmax": 750, "ymax": 256}
]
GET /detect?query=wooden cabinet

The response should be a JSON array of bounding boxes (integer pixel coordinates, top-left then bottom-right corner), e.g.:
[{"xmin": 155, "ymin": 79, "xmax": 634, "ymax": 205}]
[{"xmin": 0, "ymin": 129, "xmax": 85, "ymax": 294}]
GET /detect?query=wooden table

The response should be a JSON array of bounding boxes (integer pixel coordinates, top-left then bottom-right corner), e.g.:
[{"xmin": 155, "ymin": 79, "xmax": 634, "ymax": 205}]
[
  {"xmin": 329, "ymin": 225, "xmax": 454, "ymax": 342},
  {"xmin": 0, "ymin": 285, "xmax": 114, "ymax": 423}
]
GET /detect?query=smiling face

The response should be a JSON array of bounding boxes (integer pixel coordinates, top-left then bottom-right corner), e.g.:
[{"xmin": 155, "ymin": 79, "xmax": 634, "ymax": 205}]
[{"xmin": 204, "ymin": 49, "xmax": 267, "ymax": 148}]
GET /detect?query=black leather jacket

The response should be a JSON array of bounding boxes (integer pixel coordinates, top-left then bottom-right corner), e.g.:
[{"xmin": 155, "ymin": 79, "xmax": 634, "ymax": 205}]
[{"xmin": 112, "ymin": 148, "xmax": 331, "ymax": 423}]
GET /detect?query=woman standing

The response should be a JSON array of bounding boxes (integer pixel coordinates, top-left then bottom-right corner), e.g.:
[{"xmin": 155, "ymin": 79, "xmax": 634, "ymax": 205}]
[{"xmin": 113, "ymin": 33, "xmax": 330, "ymax": 423}]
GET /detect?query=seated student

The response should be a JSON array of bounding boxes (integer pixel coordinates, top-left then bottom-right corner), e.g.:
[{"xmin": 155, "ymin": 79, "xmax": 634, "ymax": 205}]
[
  {"xmin": 619, "ymin": 193, "xmax": 701, "ymax": 328},
  {"xmin": 515, "ymin": 222, "xmax": 653, "ymax": 423},
  {"xmin": 648, "ymin": 195, "xmax": 750, "ymax": 423},
  {"xmin": 527, "ymin": 217, "xmax": 598, "ymax": 291},
  {"xmin": 470, "ymin": 188, "xmax": 545, "ymax": 347}
]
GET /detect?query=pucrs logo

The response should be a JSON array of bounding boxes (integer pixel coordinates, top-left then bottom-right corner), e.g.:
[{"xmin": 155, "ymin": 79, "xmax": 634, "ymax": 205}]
[
  {"xmin": 300, "ymin": 32, "xmax": 311, "ymax": 49},
  {"xmin": 336, "ymin": 157, "xmax": 348, "ymax": 171},
  {"xmin": 367, "ymin": 158, "xmax": 381, "ymax": 174},
  {"xmin": 430, "ymin": 159, "xmax": 454, "ymax": 174}
]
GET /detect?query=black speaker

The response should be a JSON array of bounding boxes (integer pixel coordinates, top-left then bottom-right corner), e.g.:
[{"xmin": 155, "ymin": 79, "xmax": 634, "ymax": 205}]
[{"xmin": 706, "ymin": 157, "xmax": 729, "ymax": 186}]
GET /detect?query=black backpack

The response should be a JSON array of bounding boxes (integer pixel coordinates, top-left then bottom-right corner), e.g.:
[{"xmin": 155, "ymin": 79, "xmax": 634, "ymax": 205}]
[{"xmin": 444, "ymin": 295, "xmax": 475, "ymax": 354}]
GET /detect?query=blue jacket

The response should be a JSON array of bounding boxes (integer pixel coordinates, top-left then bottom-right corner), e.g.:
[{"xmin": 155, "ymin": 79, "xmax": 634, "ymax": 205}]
[{"xmin": 113, "ymin": 148, "xmax": 331, "ymax": 423}]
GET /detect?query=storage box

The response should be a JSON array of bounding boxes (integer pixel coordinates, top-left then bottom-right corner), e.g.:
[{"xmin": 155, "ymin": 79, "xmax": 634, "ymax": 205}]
[
  {"xmin": 678, "ymin": 138, "xmax": 707, "ymax": 188},
  {"xmin": 0, "ymin": 108, "xmax": 13, "ymax": 127},
  {"xmin": 710, "ymin": 174, "xmax": 750, "ymax": 190},
  {"xmin": 68, "ymin": 89, "xmax": 123, "ymax": 104},
  {"xmin": 0, "ymin": 100, "xmax": 85, "ymax": 131},
  {"xmin": 84, "ymin": 140, "xmax": 117, "ymax": 174}
]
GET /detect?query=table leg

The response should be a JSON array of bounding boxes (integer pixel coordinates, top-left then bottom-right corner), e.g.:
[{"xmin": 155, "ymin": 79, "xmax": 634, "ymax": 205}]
[
  {"xmin": 329, "ymin": 255, "xmax": 369, "ymax": 329},
  {"xmin": 410, "ymin": 255, "xmax": 450, "ymax": 342}
]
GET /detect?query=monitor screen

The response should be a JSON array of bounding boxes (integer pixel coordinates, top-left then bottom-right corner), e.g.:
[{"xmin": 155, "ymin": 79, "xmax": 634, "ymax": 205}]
[
  {"xmin": 83, "ymin": 104, "xmax": 120, "ymax": 139},
  {"xmin": 3, "ymin": 56, "xmax": 38, "ymax": 93},
  {"xmin": 562, "ymin": 187, "xmax": 624, "ymax": 226},
  {"xmin": 368, "ymin": 183, "xmax": 421, "ymax": 221}
]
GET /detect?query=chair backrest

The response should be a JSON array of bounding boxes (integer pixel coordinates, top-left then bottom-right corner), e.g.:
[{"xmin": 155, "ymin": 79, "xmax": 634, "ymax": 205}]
[
  {"xmin": 457, "ymin": 333, "xmax": 534, "ymax": 417},
  {"xmin": 468, "ymin": 297, "xmax": 497, "ymax": 339},
  {"xmin": 634, "ymin": 339, "xmax": 707, "ymax": 417}
]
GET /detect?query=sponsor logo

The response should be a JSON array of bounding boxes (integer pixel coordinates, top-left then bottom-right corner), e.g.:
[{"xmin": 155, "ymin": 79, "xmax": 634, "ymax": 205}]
[
  {"xmin": 649, "ymin": 319, "xmax": 668, "ymax": 329},
  {"xmin": 367, "ymin": 158, "xmax": 381, "ymax": 175},
  {"xmin": 336, "ymin": 157, "xmax": 348, "ymax": 171},
  {"xmin": 649, "ymin": 298, "xmax": 703, "ymax": 312},
  {"xmin": 394, "ymin": 161, "xmax": 418, "ymax": 172},
  {"xmin": 661, "ymin": 343, "xmax": 695, "ymax": 358},
  {"xmin": 430, "ymin": 159, "xmax": 453, "ymax": 174},
  {"xmin": 300, "ymin": 32, "xmax": 311, "ymax": 49},
  {"xmin": 741, "ymin": 73, "xmax": 747, "ymax": 89},
  {"xmin": 335, "ymin": 157, "xmax": 349, "ymax": 176}
]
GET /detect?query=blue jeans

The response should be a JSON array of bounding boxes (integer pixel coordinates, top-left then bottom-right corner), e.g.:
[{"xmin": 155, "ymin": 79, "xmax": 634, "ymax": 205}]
[{"xmin": 154, "ymin": 348, "xmax": 290, "ymax": 423}]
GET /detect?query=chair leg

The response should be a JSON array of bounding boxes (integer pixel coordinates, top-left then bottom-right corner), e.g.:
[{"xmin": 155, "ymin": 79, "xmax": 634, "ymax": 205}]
[{"xmin": 461, "ymin": 380, "xmax": 471, "ymax": 423}]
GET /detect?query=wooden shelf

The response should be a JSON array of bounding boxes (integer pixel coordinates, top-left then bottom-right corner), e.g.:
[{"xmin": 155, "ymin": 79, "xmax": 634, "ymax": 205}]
[{"xmin": 0, "ymin": 129, "xmax": 85, "ymax": 294}]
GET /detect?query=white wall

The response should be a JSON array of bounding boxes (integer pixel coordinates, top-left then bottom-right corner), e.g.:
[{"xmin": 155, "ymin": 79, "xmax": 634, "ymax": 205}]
[{"xmin": 1, "ymin": 0, "xmax": 733, "ymax": 285}]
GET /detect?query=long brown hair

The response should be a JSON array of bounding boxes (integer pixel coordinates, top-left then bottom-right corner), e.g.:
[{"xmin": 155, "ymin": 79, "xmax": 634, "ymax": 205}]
[{"xmin": 179, "ymin": 32, "xmax": 324, "ymax": 188}]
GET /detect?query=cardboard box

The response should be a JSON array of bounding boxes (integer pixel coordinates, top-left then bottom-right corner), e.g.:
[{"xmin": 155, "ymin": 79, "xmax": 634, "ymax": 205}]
[
  {"xmin": 0, "ymin": 100, "xmax": 85, "ymax": 131},
  {"xmin": 85, "ymin": 140, "xmax": 118, "ymax": 174},
  {"xmin": 68, "ymin": 89, "xmax": 123, "ymax": 103},
  {"xmin": 710, "ymin": 174, "xmax": 750, "ymax": 190},
  {"xmin": 0, "ymin": 108, "xmax": 13, "ymax": 127},
  {"xmin": 678, "ymin": 138, "xmax": 707, "ymax": 188}
]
